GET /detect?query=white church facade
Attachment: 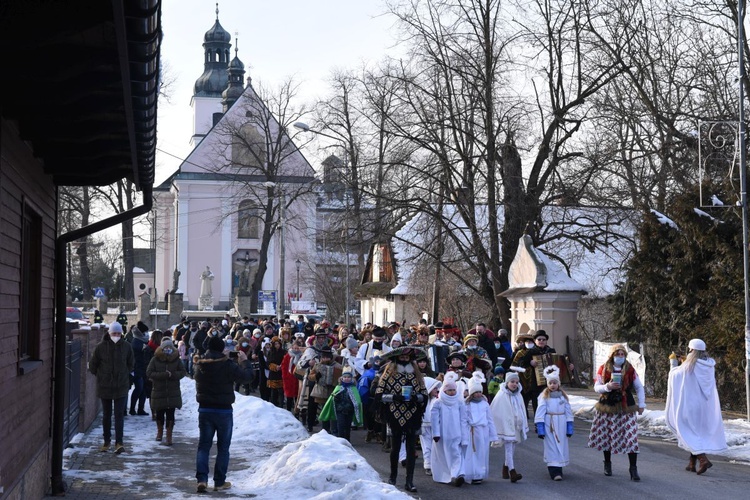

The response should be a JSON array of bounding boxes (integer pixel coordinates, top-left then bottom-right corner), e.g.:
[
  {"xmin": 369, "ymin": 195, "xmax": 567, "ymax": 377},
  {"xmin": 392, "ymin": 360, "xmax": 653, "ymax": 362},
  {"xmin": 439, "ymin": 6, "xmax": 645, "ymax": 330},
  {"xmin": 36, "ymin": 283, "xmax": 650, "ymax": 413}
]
[{"xmin": 153, "ymin": 11, "xmax": 317, "ymax": 314}]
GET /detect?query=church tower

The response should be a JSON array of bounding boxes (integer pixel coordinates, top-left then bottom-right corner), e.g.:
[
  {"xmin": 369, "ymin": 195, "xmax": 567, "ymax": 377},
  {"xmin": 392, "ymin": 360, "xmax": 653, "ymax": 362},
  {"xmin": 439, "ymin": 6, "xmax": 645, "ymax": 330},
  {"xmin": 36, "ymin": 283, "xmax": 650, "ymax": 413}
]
[
  {"xmin": 222, "ymin": 36, "xmax": 245, "ymax": 112},
  {"xmin": 190, "ymin": 4, "xmax": 232, "ymax": 147}
]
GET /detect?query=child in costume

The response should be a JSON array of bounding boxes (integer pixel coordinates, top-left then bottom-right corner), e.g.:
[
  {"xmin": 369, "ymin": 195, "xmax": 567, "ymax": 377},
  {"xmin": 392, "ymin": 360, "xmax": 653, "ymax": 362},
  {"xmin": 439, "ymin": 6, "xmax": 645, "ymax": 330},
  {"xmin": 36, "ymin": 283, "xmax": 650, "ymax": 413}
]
[
  {"xmin": 534, "ymin": 365, "xmax": 574, "ymax": 480},
  {"xmin": 319, "ymin": 366, "xmax": 363, "ymax": 442},
  {"xmin": 430, "ymin": 371, "xmax": 468, "ymax": 487},
  {"xmin": 463, "ymin": 371, "xmax": 498, "ymax": 484},
  {"xmin": 489, "ymin": 367, "xmax": 528, "ymax": 483},
  {"xmin": 419, "ymin": 376, "xmax": 442, "ymax": 476},
  {"xmin": 487, "ymin": 365, "xmax": 505, "ymax": 402}
]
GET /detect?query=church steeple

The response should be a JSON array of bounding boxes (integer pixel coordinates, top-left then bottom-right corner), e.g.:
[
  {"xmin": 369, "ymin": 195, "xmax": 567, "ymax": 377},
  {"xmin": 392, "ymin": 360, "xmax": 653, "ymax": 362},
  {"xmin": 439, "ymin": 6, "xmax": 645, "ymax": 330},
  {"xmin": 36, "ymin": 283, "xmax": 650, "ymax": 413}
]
[
  {"xmin": 222, "ymin": 34, "xmax": 246, "ymax": 112},
  {"xmin": 193, "ymin": 3, "xmax": 231, "ymax": 97}
]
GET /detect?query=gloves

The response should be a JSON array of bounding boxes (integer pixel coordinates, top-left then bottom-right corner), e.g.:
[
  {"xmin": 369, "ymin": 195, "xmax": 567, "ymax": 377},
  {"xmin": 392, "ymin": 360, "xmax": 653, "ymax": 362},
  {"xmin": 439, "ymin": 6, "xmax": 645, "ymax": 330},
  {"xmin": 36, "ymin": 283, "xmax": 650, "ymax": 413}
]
[
  {"xmin": 536, "ymin": 423, "xmax": 545, "ymax": 439},
  {"xmin": 392, "ymin": 393, "xmax": 405, "ymax": 403},
  {"xmin": 566, "ymin": 421, "xmax": 574, "ymax": 437},
  {"xmin": 415, "ymin": 394, "xmax": 425, "ymax": 403},
  {"xmin": 433, "ymin": 436, "xmax": 441, "ymax": 443}
]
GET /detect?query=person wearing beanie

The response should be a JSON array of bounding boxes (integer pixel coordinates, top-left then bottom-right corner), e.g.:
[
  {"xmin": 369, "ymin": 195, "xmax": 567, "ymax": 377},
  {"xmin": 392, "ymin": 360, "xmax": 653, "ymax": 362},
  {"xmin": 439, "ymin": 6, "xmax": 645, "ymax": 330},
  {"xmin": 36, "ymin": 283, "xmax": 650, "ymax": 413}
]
[
  {"xmin": 534, "ymin": 366, "xmax": 573, "ymax": 480},
  {"xmin": 261, "ymin": 336, "xmax": 286, "ymax": 408},
  {"xmin": 419, "ymin": 376, "xmax": 442, "ymax": 476},
  {"xmin": 430, "ymin": 371, "xmax": 467, "ymax": 488},
  {"xmin": 390, "ymin": 332, "xmax": 403, "ymax": 349},
  {"xmin": 193, "ymin": 323, "xmax": 254, "ymax": 493},
  {"xmin": 587, "ymin": 343, "xmax": 645, "ymax": 481},
  {"xmin": 490, "ymin": 368, "xmax": 528, "ymax": 482},
  {"xmin": 488, "ymin": 365, "xmax": 505, "ymax": 401},
  {"xmin": 355, "ymin": 326, "xmax": 393, "ymax": 373},
  {"xmin": 666, "ymin": 338, "xmax": 726, "ymax": 475},
  {"xmin": 319, "ymin": 366, "xmax": 363, "ymax": 442},
  {"xmin": 463, "ymin": 371, "xmax": 498, "ymax": 485},
  {"xmin": 146, "ymin": 336, "xmax": 186, "ymax": 445},
  {"xmin": 340, "ymin": 335, "xmax": 360, "ymax": 370},
  {"xmin": 128, "ymin": 321, "xmax": 150, "ymax": 416},
  {"xmin": 88, "ymin": 322, "xmax": 134, "ymax": 454}
]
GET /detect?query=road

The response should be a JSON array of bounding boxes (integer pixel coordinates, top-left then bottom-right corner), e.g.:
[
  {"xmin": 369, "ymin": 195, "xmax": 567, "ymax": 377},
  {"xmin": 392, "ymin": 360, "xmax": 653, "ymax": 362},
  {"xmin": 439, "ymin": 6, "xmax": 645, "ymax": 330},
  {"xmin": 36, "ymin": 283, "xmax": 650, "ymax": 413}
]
[{"xmin": 350, "ymin": 417, "xmax": 748, "ymax": 499}]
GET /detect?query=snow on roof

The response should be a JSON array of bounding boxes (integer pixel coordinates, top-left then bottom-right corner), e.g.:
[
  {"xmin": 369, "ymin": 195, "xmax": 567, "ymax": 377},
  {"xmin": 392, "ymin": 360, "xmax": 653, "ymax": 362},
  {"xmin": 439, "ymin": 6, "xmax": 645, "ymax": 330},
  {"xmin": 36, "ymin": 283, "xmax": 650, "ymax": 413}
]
[
  {"xmin": 385, "ymin": 204, "xmax": 636, "ymax": 298},
  {"xmin": 133, "ymin": 266, "xmax": 146, "ymax": 273}
]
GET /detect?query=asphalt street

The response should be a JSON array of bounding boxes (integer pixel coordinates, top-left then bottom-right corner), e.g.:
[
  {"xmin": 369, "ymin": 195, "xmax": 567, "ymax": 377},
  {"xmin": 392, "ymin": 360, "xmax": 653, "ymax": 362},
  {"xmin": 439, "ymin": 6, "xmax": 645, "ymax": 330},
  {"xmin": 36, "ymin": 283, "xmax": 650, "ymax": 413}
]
[{"xmin": 350, "ymin": 411, "xmax": 748, "ymax": 500}]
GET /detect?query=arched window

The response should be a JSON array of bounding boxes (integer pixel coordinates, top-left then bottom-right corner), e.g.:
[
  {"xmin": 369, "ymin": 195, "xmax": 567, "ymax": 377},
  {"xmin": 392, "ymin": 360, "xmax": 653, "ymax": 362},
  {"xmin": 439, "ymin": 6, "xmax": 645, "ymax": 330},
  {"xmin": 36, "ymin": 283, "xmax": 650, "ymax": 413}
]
[{"xmin": 238, "ymin": 200, "xmax": 259, "ymax": 239}]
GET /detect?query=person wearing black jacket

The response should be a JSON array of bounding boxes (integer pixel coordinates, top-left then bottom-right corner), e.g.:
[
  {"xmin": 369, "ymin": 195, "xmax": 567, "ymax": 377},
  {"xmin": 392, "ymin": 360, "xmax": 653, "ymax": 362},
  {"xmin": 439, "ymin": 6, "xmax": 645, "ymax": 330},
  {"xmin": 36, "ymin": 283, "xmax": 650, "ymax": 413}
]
[
  {"xmin": 193, "ymin": 335, "xmax": 254, "ymax": 493},
  {"xmin": 518, "ymin": 330, "xmax": 556, "ymax": 414}
]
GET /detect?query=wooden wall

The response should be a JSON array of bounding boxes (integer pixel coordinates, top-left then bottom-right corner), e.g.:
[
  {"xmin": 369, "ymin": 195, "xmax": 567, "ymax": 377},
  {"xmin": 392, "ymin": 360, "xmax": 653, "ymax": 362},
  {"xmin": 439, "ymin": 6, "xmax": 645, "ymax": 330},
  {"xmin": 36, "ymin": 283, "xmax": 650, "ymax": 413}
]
[{"xmin": 0, "ymin": 118, "xmax": 57, "ymax": 498}]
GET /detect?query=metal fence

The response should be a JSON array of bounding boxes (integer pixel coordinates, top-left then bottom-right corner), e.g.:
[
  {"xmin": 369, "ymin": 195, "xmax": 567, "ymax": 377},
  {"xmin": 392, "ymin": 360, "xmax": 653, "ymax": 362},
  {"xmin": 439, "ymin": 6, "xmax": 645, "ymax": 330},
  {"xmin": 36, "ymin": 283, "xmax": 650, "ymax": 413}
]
[{"xmin": 63, "ymin": 339, "xmax": 82, "ymax": 447}]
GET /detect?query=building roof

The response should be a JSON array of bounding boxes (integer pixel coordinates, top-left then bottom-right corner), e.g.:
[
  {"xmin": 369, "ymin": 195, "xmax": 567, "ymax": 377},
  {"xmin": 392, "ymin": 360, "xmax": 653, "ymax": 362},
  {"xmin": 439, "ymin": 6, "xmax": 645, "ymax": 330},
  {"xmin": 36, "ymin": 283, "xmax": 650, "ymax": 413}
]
[{"xmin": 0, "ymin": 0, "xmax": 161, "ymax": 188}]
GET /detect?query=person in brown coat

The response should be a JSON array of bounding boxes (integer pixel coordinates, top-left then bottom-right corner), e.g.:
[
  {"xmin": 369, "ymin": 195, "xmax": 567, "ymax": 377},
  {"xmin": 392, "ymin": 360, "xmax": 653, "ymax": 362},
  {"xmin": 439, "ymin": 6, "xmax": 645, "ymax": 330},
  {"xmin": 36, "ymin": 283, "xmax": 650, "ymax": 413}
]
[{"xmin": 146, "ymin": 337, "xmax": 186, "ymax": 445}]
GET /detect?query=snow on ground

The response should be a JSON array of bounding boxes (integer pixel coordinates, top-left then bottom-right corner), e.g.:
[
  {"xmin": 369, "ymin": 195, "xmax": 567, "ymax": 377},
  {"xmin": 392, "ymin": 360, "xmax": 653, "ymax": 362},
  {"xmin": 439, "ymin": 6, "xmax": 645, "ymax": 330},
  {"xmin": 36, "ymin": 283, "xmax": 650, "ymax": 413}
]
[
  {"xmin": 569, "ymin": 394, "xmax": 750, "ymax": 465},
  {"xmin": 64, "ymin": 378, "xmax": 410, "ymax": 500}
]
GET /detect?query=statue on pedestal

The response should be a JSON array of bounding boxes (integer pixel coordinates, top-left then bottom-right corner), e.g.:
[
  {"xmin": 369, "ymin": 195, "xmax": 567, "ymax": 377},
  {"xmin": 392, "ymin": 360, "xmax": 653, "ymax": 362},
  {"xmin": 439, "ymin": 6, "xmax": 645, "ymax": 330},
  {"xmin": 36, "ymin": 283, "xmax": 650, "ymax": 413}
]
[{"xmin": 199, "ymin": 266, "xmax": 214, "ymax": 311}]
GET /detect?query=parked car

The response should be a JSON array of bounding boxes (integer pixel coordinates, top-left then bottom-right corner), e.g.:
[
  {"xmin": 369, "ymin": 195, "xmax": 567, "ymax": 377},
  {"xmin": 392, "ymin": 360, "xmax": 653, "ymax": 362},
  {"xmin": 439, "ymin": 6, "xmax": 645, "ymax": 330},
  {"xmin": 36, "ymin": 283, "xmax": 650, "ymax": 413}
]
[{"xmin": 65, "ymin": 307, "xmax": 90, "ymax": 326}]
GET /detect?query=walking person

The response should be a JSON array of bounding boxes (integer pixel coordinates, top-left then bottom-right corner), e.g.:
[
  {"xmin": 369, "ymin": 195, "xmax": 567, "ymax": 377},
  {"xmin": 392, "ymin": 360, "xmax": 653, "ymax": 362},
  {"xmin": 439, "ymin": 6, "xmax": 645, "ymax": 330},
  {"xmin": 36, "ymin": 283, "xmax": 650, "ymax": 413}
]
[
  {"xmin": 88, "ymin": 322, "xmax": 134, "ymax": 454},
  {"xmin": 665, "ymin": 338, "xmax": 727, "ymax": 475},
  {"xmin": 587, "ymin": 343, "xmax": 645, "ymax": 480},
  {"xmin": 319, "ymin": 366, "xmax": 363, "ymax": 441},
  {"xmin": 430, "ymin": 371, "xmax": 468, "ymax": 487},
  {"xmin": 490, "ymin": 368, "xmax": 529, "ymax": 483},
  {"xmin": 128, "ymin": 322, "xmax": 149, "ymax": 415},
  {"xmin": 146, "ymin": 337, "xmax": 186, "ymax": 445},
  {"xmin": 534, "ymin": 365, "xmax": 574, "ymax": 480},
  {"xmin": 193, "ymin": 335, "xmax": 254, "ymax": 493},
  {"xmin": 463, "ymin": 371, "xmax": 498, "ymax": 485},
  {"xmin": 419, "ymin": 376, "xmax": 442, "ymax": 476}
]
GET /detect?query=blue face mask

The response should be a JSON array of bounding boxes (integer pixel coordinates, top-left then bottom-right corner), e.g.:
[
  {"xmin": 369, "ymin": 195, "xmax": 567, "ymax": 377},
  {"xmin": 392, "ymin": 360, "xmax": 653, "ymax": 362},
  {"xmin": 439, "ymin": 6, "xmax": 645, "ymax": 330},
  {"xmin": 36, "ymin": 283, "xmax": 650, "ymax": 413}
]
[
  {"xmin": 613, "ymin": 356, "xmax": 626, "ymax": 366},
  {"xmin": 242, "ymin": 342, "xmax": 249, "ymax": 348},
  {"xmin": 163, "ymin": 347, "xmax": 174, "ymax": 355}
]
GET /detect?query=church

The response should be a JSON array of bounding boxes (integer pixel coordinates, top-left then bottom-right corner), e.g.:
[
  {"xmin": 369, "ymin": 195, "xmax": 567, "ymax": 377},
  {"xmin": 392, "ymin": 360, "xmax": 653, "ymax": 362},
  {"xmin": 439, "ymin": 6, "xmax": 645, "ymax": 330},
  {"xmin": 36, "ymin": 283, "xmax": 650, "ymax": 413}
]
[{"xmin": 153, "ymin": 9, "xmax": 318, "ymax": 314}]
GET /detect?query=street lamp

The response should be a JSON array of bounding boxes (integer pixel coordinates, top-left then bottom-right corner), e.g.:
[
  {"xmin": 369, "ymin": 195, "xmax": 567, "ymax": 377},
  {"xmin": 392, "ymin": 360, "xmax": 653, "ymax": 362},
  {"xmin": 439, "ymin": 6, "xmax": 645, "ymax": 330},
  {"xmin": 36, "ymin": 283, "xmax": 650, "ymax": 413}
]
[
  {"xmin": 294, "ymin": 121, "xmax": 352, "ymax": 327},
  {"xmin": 295, "ymin": 258, "xmax": 301, "ymax": 302},
  {"xmin": 265, "ymin": 181, "xmax": 285, "ymax": 320}
]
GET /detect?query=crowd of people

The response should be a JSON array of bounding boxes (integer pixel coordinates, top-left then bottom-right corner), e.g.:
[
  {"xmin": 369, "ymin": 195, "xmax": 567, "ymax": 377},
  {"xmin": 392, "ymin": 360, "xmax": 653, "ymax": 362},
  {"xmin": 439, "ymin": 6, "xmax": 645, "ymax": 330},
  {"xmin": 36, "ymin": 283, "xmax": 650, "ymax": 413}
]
[{"xmin": 87, "ymin": 313, "xmax": 727, "ymax": 494}]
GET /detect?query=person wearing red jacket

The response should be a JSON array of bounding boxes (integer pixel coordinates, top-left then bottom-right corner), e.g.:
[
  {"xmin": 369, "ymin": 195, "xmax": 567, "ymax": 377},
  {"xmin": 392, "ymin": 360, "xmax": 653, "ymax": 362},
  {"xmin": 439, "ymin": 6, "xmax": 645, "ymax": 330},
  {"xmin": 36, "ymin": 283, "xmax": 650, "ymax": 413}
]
[{"xmin": 281, "ymin": 338, "xmax": 304, "ymax": 413}]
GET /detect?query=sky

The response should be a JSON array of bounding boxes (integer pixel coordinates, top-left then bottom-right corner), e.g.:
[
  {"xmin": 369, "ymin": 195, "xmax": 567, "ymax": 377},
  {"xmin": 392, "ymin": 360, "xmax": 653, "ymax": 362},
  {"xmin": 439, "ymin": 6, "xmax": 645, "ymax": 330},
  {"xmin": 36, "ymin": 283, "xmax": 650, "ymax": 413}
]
[
  {"xmin": 62, "ymin": 375, "xmax": 750, "ymax": 498},
  {"xmin": 155, "ymin": 0, "xmax": 400, "ymax": 186}
]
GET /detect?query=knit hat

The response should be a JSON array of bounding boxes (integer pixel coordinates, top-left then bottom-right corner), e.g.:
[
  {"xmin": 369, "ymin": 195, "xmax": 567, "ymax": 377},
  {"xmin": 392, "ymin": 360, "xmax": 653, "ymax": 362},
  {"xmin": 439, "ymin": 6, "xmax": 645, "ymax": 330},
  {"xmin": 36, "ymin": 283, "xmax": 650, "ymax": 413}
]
[
  {"xmin": 161, "ymin": 337, "xmax": 174, "ymax": 348},
  {"xmin": 493, "ymin": 364, "xmax": 505, "ymax": 375},
  {"xmin": 467, "ymin": 371, "xmax": 485, "ymax": 395},
  {"xmin": 253, "ymin": 329, "xmax": 262, "ymax": 338},
  {"xmin": 543, "ymin": 365, "xmax": 560, "ymax": 383},
  {"xmin": 207, "ymin": 335, "xmax": 225, "ymax": 352},
  {"xmin": 346, "ymin": 336, "xmax": 359, "ymax": 350},
  {"xmin": 688, "ymin": 338, "xmax": 706, "ymax": 351},
  {"xmin": 242, "ymin": 329, "xmax": 252, "ymax": 337},
  {"xmin": 294, "ymin": 331, "xmax": 305, "ymax": 338},
  {"xmin": 137, "ymin": 321, "xmax": 149, "ymax": 334},
  {"xmin": 424, "ymin": 376, "xmax": 442, "ymax": 394},
  {"xmin": 609, "ymin": 343, "xmax": 628, "ymax": 357},
  {"xmin": 505, "ymin": 371, "xmax": 520, "ymax": 383},
  {"xmin": 342, "ymin": 366, "xmax": 354, "ymax": 378},
  {"xmin": 108, "ymin": 322, "xmax": 123, "ymax": 334},
  {"xmin": 442, "ymin": 371, "xmax": 459, "ymax": 392}
]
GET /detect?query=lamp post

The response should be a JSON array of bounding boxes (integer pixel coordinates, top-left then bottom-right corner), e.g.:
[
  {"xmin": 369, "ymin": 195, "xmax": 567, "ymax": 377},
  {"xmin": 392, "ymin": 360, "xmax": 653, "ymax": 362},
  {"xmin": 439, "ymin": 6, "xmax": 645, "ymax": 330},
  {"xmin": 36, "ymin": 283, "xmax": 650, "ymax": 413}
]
[
  {"xmin": 293, "ymin": 121, "xmax": 353, "ymax": 327},
  {"xmin": 266, "ymin": 181, "xmax": 285, "ymax": 320},
  {"xmin": 295, "ymin": 258, "xmax": 301, "ymax": 302}
]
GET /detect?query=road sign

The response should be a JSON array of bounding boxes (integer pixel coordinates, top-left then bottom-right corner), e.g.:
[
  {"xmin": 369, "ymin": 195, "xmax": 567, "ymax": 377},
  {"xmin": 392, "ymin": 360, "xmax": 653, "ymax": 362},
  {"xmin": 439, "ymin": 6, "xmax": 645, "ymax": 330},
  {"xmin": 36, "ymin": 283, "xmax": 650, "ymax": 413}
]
[
  {"xmin": 94, "ymin": 287, "xmax": 105, "ymax": 298},
  {"xmin": 258, "ymin": 290, "xmax": 277, "ymax": 314}
]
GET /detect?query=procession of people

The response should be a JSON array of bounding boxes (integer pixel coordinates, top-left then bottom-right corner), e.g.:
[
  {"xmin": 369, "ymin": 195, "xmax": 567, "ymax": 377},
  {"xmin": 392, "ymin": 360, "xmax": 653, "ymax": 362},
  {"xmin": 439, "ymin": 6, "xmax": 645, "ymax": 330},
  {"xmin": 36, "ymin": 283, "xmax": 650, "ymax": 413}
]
[{"xmin": 90, "ymin": 314, "xmax": 727, "ymax": 494}]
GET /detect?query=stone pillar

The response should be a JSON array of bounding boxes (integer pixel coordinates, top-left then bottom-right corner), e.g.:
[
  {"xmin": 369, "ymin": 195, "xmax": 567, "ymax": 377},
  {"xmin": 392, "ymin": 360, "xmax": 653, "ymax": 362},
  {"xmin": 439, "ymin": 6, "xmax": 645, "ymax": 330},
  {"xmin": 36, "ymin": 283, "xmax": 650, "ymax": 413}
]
[
  {"xmin": 73, "ymin": 324, "xmax": 105, "ymax": 433},
  {"xmin": 235, "ymin": 294, "xmax": 252, "ymax": 319},
  {"xmin": 96, "ymin": 296, "xmax": 108, "ymax": 317},
  {"xmin": 137, "ymin": 292, "xmax": 151, "ymax": 325},
  {"xmin": 168, "ymin": 292, "xmax": 184, "ymax": 327}
]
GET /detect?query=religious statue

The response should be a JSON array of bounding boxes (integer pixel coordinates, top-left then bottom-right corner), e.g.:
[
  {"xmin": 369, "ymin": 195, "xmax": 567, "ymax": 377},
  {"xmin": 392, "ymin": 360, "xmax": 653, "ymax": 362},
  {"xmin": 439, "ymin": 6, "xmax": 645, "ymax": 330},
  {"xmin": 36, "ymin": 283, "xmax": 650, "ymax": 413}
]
[
  {"xmin": 199, "ymin": 266, "xmax": 214, "ymax": 297},
  {"xmin": 172, "ymin": 268, "xmax": 181, "ymax": 291},
  {"xmin": 235, "ymin": 252, "xmax": 257, "ymax": 294}
]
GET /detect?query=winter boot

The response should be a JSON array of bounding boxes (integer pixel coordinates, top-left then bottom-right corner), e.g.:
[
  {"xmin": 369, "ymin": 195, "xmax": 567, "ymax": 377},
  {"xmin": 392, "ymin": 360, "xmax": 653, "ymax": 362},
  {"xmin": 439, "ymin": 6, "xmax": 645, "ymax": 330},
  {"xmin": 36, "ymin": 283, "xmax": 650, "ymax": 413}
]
[
  {"xmin": 365, "ymin": 430, "xmax": 373, "ymax": 443},
  {"xmin": 404, "ymin": 472, "xmax": 417, "ymax": 492},
  {"xmin": 502, "ymin": 465, "xmax": 509, "ymax": 479},
  {"xmin": 604, "ymin": 460, "xmax": 612, "ymax": 476},
  {"xmin": 164, "ymin": 421, "xmax": 174, "ymax": 446},
  {"xmin": 388, "ymin": 471, "xmax": 397, "ymax": 485},
  {"xmin": 382, "ymin": 435, "xmax": 392, "ymax": 453},
  {"xmin": 686, "ymin": 454, "xmax": 697, "ymax": 472},
  {"xmin": 509, "ymin": 469, "xmax": 522, "ymax": 483},
  {"xmin": 696, "ymin": 454, "xmax": 713, "ymax": 475},
  {"xmin": 155, "ymin": 417, "xmax": 164, "ymax": 441},
  {"xmin": 629, "ymin": 466, "xmax": 640, "ymax": 481}
]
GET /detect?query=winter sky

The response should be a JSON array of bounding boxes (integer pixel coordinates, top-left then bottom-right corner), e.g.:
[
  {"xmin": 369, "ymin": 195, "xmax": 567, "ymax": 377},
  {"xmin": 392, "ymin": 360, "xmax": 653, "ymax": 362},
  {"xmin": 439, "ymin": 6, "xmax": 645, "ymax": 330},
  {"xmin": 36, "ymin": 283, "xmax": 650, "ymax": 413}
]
[{"xmin": 155, "ymin": 0, "xmax": 398, "ymax": 186}]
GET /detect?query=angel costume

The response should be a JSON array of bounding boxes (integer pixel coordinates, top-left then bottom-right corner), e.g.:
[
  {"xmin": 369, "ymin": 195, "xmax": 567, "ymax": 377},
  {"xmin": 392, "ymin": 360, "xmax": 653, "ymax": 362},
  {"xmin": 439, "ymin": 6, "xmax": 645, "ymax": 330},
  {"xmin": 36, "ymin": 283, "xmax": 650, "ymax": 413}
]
[
  {"xmin": 463, "ymin": 394, "xmax": 498, "ymax": 482},
  {"xmin": 430, "ymin": 376, "xmax": 468, "ymax": 484}
]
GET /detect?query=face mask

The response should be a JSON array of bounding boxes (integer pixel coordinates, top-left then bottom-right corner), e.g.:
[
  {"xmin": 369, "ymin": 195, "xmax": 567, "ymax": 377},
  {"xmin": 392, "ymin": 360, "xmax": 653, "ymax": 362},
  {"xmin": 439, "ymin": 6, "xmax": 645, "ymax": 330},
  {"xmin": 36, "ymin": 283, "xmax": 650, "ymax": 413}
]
[
  {"xmin": 110, "ymin": 335, "xmax": 121, "ymax": 343},
  {"xmin": 494, "ymin": 342, "xmax": 501, "ymax": 349},
  {"xmin": 525, "ymin": 342, "xmax": 535, "ymax": 349},
  {"xmin": 163, "ymin": 347, "xmax": 174, "ymax": 355},
  {"xmin": 613, "ymin": 356, "xmax": 626, "ymax": 366},
  {"xmin": 212, "ymin": 331, "xmax": 218, "ymax": 336},
  {"xmin": 242, "ymin": 343, "xmax": 249, "ymax": 348}
]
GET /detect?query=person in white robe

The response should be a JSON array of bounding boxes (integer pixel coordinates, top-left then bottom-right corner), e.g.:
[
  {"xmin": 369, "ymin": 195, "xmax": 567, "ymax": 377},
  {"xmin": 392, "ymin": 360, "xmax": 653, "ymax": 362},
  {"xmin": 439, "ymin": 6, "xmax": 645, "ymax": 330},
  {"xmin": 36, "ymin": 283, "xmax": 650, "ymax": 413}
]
[
  {"xmin": 666, "ymin": 338, "xmax": 727, "ymax": 475},
  {"xmin": 430, "ymin": 372, "xmax": 468, "ymax": 486},
  {"xmin": 419, "ymin": 377, "xmax": 442, "ymax": 476},
  {"xmin": 534, "ymin": 365, "xmax": 574, "ymax": 480},
  {"xmin": 463, "ymin": 371, "xmax": 498, "ymax": 484},
  {"xmin": 490, "ymin": 368, "xmax": 528, "ymax": 483}
]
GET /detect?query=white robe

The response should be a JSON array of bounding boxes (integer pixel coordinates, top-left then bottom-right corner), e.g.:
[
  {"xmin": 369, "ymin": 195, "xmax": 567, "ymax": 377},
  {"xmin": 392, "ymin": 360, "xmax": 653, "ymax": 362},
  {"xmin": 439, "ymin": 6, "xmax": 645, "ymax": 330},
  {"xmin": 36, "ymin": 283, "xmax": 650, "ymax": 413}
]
[
  {"xmin": 419, "ymin": 397, "xmax": 438, "ymax": 469},
  {"xmin": 463, "ymin": 398, "xmax": 498, "ymax": 481},
  {"xmin": 534, "ymin": 392, "xmax": 573, "ymax": 467},
  {"xmin": 666, "ymin": 358, "xmax": 727, "ymax": 454},
  {"xmin": 490, "ymin": 383, "xmax": 528, "ymax": 444},
  {"xmin": 430, "ymin": 395, "xmax": 468, "ymax": 483}
]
